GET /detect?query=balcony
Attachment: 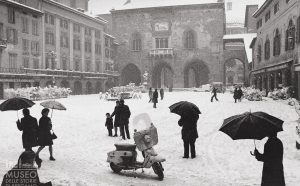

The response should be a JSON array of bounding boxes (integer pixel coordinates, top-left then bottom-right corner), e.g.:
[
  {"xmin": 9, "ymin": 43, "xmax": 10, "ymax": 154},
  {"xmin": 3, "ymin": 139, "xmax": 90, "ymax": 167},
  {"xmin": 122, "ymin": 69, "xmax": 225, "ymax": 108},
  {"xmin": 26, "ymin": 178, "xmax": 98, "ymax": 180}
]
[
  {"xmin": 0, "ymin": 38, "xmax": 7, "ymax": 50},
  {"xmin": 149, "ymin": 48, "xmax": 174, "ymax": 58}
]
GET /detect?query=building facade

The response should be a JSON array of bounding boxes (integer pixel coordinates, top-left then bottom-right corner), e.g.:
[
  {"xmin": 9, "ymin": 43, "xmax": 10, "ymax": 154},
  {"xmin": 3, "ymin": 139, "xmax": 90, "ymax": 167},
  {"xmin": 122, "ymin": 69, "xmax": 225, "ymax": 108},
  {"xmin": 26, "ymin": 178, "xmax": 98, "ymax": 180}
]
[
  {"xmin": 110, "ymin": 2, "xmax": 225, "ymax": 88},
  {"xmin": 0, "ymin": 0, "xmax": 119, "ymax": 99},
  {"xmin": 250, "ymin": 0, "xmax": 299, "ymax": 98}
]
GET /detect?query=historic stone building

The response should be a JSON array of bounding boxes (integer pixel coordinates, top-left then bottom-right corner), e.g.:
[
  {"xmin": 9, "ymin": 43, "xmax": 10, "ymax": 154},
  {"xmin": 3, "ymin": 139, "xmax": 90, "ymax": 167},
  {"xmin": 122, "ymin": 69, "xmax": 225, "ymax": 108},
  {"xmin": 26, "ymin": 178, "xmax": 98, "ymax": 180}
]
[
  {"xmin": 108, "ymin": 1, "xmax": 225, "ymax": 88},
  {"xmin": 250, "ymin": 0, "xmax": 299, "ymax": 98},
  {"xmin": 0, "ymin": 0, "xmax": 119, "ymax": 99}
]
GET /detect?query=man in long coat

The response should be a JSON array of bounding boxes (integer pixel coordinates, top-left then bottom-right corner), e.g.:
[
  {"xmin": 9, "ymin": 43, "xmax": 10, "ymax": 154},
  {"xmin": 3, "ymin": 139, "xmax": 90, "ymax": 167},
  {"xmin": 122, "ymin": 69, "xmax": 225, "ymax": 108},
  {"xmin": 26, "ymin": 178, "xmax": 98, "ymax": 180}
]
[
  {"xmin": 254, "ymin": 132, "xmax": 285, "ymax": 186},
  {"xmin": 111, "ymin": 100, "xmax": 120, "ymax": 137},
  {"xmin": 16, "ymin": 108, "xmax": 38, "ymax": 151},
  {"xmin": 118, "ymin": 99, "xmax": 131, "ymax": 140},
  {"xmin": 178, "ymin": 114, "xmax": 199, "ymax": 158},
  {"xmin": 153, "ymin": 89, "xmax": 158, "ymax": 108}
]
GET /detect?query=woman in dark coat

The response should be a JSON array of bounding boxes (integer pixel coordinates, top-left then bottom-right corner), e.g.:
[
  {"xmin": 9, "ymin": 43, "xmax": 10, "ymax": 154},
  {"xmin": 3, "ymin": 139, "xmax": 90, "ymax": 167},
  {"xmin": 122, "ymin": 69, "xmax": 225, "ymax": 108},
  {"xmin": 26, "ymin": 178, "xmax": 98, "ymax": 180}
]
[
  {"xmin": 254, "ymin": 132, "xmax": 285, "ymax": 186},
  {"xmin": 237, "ymin": 87, "xmax": 243, "ymax": 102},
  {"xmin": 178, "ymin": 114, "xmax": 199, "ymax": 158},
  {"xmin": 153, "ymin": 89, "xmax": 158, "ymax": 108},
  {"xmin": 16, "ymin": 108, "xmax": 39, "ymax": 151},
  {"xmin": 233, "ymin": 88, "xmax": 239, "ymax": 103},
  {"xmin": 36, "ymin": 108, "xmax": 54, "ymax": 168}
]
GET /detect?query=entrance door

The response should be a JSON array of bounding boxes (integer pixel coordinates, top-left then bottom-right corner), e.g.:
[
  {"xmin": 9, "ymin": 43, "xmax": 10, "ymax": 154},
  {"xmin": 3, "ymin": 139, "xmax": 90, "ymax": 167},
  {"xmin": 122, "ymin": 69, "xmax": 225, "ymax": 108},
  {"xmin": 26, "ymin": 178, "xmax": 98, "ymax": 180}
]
[{"xmin": 0, "ymin": 82, "xmax": 3, "ymax": 99}]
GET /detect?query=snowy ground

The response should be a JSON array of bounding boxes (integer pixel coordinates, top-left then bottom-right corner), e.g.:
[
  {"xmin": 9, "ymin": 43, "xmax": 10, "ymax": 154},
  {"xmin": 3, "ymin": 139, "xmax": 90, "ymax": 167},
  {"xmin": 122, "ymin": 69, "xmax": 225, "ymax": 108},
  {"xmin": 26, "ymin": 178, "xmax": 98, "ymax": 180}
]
[{"xmin": 0, "ymin": 92, "xmax": 300, "ymax": 186}]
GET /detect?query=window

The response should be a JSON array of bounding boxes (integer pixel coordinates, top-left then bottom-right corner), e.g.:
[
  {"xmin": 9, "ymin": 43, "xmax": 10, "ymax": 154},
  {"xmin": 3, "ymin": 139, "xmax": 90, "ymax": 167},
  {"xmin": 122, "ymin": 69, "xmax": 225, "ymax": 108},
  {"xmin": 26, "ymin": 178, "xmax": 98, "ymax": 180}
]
[
  {"xmin": 71, "ymin": 0, "xmax": 76, "ymax": 8},
  {"xmin": 73, "ymin": 23, "xmax": 81, "ymax": 33},
  {"xmin": 33, "ymin": 59, "xmax": 39, "ymax": 69},
  {"xmin": 31, "ymin": 41, "xmax": 40, "ymax": 56},
  {"xmin": 264, "ymin": 38, "xmax": 270, "ymax": 60},
  {"xmin": 105, "ymin": 48, "xmax": 109, "ymax": 58},
  {"xmin": 32, "ymin": 20, "xmax": 38, "ymax": 35},
  {"xmin": 61, "ymin": 57, "xmax": 68, "ymax": 70},
  {"xmin": 22, "ymin": 39, "xmax": 29, "ymax": 55},
  {"xmin": 96, "ymin": 61, "xmax": 100, "ymax": 72},
  {"xmin": 85, "ymin": 27, "xmax": 91, "ymax": 36},
  {"xmin": 73, "ymin": 38, "xmax": 81, "ymax": 50},
  {"xmin": 155, "ymin": 38, "xmax": 168, "ymax": 48},
  {"xmin": 85, "ymin": 39, "xmax": 91, "ymax": 52},
  {"xmin": 0, "ymin": 23, "xmax": 3, "ymax": 38},
  {"xmin": 7, "ymin": 28, "xmax": 18, "ymax": 44},
  {"xmin": 85, "ymin": 60, "xmax": 91, "ymax": 72},
  {"xmin": 274, "ymin": 2, "xmax": 279, "ymax": 14},
  {"xmin": 105, "ymin": 37, "xmax": 109, "ymax": 47},
  {"xmin": 45, "ymin": 32, "xmax": 55, "ymax": 45},
  {"xmin": 110, "ymin": 50, "xmax": 114, "ymax": 58},
  {"xmin": 95, "ymin": 30, "xmax": 101, "ymax": 39},
  {"xmin": 95, "ymin": 42, "xmax": 101, "ymax": 55},
  {"xmin": 23, "ymin": 57, "xmax": 29, "ymax": 68},
  {"xmin": 265, "ymin": 11, "xmax": 271, "ymax": 23},
  {"xmin": 74, "ymin": 59, "xmax": 81, "ymax": 71},
  {"xmin": 257, "ymin": 19, "xmax": 262, "ymax": 29},
  {"xmin": 286, "ymin": 20, "xmax": 295, "ymax": 51},
  {"xmin": 8, "ymin": 8, "xmax": 15, "ymax": 24},
  {"xmin": 21, "ymin": 17, "xmax": 29, "ymax": 33},
  {"xmin": 185, "ymin": 30, "xmax": 196, "ymax": 49},
  {"xmin": 45, "ymin": 13, "xmax": 55, "ymax": 25},
  {"xmin": 9, "ymin": 53, "xmax": 17, "ymax": 68},
  {"xmin": 46, "ymin": 57, "xmax": 56, "ymax": 69},
  {"xmin": 227, "ymin": 2, "xmax": 232, "ymax": 11},
  {"xmin": 60, "ymin": 19, "xmax": 68, "ymax": 29},
  {"xmin": 257, "ymin": 44, "xmax": 261, "ymax": 62},
  {"xmin": 60, "ymin": 34, "xmax": 69, "ymax": 48},
  {"xmin": 273, "ymin": 29, "xmax": 281, "ymax": 56},
  {"xmin": 105, "ymin": 63, "xmax": 113, "ymax": 71}
]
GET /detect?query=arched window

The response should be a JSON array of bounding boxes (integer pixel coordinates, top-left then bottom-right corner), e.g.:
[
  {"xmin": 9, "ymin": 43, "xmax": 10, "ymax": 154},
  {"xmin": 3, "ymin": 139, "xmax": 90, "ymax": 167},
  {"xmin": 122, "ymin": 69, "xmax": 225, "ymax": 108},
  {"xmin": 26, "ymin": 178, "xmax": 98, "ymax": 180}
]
[
  {"xmin": 273, "ymin": 29, "xmax": 281, "ymax": 56},
  {"xmin": 184, "ymin": 30, "xmax": 196, "ymax": 49},
  {"xmin": 264, "ymin": 38, "xmax": 270, "ymax": 60},
  {"xmin": 285, "ymin": 19, "xmax": 295, "ymax": 51},
  {"xmin": 132, "ymin": 32, "xmax": 141, "ymax": 51},
  {"xmin": 257, "ymin": 44, "xmax": 262, "ymax": 63}
]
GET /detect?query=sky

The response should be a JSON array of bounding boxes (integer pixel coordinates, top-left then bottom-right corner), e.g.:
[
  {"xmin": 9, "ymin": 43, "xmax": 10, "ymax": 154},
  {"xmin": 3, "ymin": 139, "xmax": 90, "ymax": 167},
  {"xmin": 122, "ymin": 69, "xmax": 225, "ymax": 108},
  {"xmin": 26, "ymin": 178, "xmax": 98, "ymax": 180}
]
[{"xmin": 89, "ymin": 0, "xmax": 266, "ymax": 15}]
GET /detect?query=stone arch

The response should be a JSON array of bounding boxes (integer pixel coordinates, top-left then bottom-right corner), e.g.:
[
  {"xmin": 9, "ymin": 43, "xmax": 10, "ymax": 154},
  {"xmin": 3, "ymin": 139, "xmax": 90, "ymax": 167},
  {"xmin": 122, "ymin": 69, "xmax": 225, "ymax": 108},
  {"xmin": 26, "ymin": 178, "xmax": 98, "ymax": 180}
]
[
  {"xmin": 74, "ymin": 81, "xmax": 82, "ymax": 95},
  {"xmin": 152, "ymin": 61, "xmax": 174, "ymax": 88},
  {"xmin": 121, "ymin": 63, "xmax": 142, "ymax": 85},
  {"xmin": 86, "ymin": 81, "xmax": 93, "ymax": 94},
  {"xmin": 184, "ymin": 59, "xmax": 209, "ymax": 88},
  {"xmin": 61, "ymin": 80, "xmax": 70, "ymax": 88},
  {"xmin": 224, "ymin": 58, "xmax": 245, "ymax": 86},
  {"xmin": 96, "ymin": 81, "xmax": 102, "ymax": 93}
]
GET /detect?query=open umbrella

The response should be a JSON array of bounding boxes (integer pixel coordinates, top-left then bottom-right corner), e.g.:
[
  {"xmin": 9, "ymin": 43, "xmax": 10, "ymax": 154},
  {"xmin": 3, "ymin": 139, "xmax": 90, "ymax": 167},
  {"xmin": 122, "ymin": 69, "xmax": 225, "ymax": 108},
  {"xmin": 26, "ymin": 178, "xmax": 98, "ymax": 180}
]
[
  {"xmin": 169, "ymin": 101, "xmax": 201, "ymax": 116},
  {"xmin": 219, "ymin": 111, "xmax": 284, "ymax": 154},
  {"xmin": 40, "ymin": 100, "xmax": 66, "ymax": 118},
  {"xmin": 0, "ymin": 97, "xmax": 35, "ymax": 118}
]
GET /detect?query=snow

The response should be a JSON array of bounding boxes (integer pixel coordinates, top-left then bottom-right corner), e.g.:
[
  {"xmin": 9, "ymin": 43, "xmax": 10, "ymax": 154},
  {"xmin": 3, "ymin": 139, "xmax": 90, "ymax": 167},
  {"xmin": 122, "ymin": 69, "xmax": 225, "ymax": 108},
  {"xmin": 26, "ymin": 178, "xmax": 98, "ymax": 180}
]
[{"xmin": 0, "ymin": 92, "xmax": 300, "ymax": 186}]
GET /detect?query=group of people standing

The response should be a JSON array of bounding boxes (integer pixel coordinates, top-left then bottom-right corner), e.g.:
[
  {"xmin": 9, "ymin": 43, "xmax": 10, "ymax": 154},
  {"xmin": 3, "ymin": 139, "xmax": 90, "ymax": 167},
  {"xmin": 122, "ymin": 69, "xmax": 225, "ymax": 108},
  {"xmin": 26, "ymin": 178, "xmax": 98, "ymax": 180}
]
[
  {"xmin": 233, "ymin": 87, "xmax": 244, "ymax": 103},
  {"xmin": 148, "ymin": 88, "xmax": 164, "ymax": 108}
]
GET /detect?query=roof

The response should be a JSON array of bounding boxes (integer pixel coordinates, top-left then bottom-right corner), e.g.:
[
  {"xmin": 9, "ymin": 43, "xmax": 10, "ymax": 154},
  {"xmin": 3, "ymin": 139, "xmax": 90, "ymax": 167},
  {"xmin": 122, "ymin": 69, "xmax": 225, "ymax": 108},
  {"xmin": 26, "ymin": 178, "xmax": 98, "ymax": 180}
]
[
  {"xmin": 0, "ymin": 0, "xmax": 43, "ymax": 15},
  {"xmin": 253, "ymin": 0, "xmax": 272, "ymax": 18},
  {"xmin": 113, "ymin": 0, "xmax": 221, "ymax": 11},
  {"xmin": 223, "ymin": 33, "xmax": 257, "ymax": 63},
  {"xmin": 44, "ymin": 0, "xmax": 108, "ymax": 25}
]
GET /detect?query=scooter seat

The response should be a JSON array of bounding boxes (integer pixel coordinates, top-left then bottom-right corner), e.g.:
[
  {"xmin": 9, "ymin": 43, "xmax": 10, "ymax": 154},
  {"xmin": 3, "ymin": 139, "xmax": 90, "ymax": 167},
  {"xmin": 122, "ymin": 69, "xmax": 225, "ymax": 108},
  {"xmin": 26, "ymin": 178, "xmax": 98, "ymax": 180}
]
[{"xmin": 115, "ymin": 143, "xmax": 136, "ymax": 151}]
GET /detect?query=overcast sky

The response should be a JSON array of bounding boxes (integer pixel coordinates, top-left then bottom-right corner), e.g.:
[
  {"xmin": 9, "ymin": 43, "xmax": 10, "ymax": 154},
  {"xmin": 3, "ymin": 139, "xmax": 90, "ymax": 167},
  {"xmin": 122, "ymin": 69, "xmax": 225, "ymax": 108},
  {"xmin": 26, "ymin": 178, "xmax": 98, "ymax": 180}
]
[{"xmin": 89, "ymin": 0, "xmax": 266, "ymax": 15}]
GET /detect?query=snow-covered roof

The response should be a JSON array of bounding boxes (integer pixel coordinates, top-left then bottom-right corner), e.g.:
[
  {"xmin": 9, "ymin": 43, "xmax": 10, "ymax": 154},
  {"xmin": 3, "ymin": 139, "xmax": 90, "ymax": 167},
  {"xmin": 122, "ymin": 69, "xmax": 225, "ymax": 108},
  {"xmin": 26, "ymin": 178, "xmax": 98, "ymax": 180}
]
[
  {"xmin": 1, "ymin": 0, "xmax": 43, "ymax": 15},
  {"xmin": 114, "ymin": 0, "xmax": 221, "ymax": 11},
  {"xmin": 223, "ymin": 33, "xmax": 257, "ymax": 63}
]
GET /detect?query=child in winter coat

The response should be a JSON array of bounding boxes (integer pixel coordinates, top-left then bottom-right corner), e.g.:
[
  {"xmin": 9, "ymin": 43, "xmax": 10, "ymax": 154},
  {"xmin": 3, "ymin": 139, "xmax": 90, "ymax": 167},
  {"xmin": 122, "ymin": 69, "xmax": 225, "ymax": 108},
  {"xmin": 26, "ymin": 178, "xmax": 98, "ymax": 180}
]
[{"xmin": 105, "ymin": 113, "xmax": 113, "ymax": 136}]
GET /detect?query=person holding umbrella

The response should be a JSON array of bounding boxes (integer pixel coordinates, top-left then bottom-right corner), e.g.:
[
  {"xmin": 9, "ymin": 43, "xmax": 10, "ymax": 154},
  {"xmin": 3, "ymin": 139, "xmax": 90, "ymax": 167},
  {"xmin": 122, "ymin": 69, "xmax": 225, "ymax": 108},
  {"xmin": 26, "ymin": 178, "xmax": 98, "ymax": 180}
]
[
  {"xmin": 35, "ymin": 108, "xmax": 55, "ymax": 168},
  {"xmin": 254, "ymin": 132, "xmax": 285, "ymax": 186},
  {"xmin": 16, "ymin": 108, "xmax": 39, "ymax": 152}
]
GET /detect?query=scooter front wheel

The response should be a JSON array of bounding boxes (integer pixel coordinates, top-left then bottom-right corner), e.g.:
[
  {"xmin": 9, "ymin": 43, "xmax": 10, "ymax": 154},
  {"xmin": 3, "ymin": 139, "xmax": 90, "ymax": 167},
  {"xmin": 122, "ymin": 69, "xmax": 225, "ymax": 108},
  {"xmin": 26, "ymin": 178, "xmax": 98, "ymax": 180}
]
[
  {"xmin": 152, "ymin": 162, "xmax": 164, "ymax": 181},
  {"xmin": 110, "ymin": 163, "xmax": 122, "ymax": 173}
]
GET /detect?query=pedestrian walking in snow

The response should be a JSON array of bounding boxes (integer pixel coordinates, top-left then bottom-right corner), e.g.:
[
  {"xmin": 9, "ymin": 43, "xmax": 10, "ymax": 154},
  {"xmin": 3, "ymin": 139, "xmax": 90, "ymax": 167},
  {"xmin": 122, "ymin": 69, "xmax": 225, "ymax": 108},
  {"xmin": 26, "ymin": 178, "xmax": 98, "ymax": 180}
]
[
  {"xmin": 153, "ymin": 89, "xmax": 159, "ymax": 108},
  {"xmin": 233, "ymin": 88, "xmax": 239, "ymax": 103},
  {"xmin": 118, "ymin": 99, "xmax": 131, "ymax": 140},
  {"xmin": 160, "ymin": 88, "xmax": 164, "ymax": 100},
  {"xmin": 178, "ymin": 114, "xmax": 199, "ymax": 159},
  {"xmin": 16, "ymin": 108, "xmax": 39, "ymax": 151},
  {"xmin": 211, "ymin": 87, "xmax": 219, "ymax": 102},
  {"xmin": 237, "ymin": 87, "xmax": 243, "ymax": 102},
  {"xmin": 254, "ymin": 132, "xmax": 285, "ymax": 186},
  {"xmin": 148, "ymin": 87, "xmax": 153, "ymax": 103},
  {"xmin": 111, "ymin": 100, "xmax": 120, "ymax": 137},
  {"xmin": 36, "ymin": 108, "xmax": 55, "ymax": 168},
  {"xmin": 105, "ymin": 113, "xmax": 113, "ymax": 137}
]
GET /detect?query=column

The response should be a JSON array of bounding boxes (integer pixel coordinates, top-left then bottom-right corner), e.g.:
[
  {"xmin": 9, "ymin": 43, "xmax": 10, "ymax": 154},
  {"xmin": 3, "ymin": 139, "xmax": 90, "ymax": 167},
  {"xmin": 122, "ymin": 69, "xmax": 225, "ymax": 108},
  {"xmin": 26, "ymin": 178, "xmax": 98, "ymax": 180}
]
[
  {"xmin": 69, "ymin": 22, "xmax": 74, "ymax": 71},
  {"xmin": 274, "ymin": 72, "xmax": 278, "ymax": 89},
  {"xmin": 55, "ymin": 17, "xmax": 60, "ymax": 69},
  {"xmin": 91, "ymin": 30, "xmax": 95, "ymax": 72},
  {"xmin": 81, "ymin": 27, "xmax": 85, "ymax": 72}
]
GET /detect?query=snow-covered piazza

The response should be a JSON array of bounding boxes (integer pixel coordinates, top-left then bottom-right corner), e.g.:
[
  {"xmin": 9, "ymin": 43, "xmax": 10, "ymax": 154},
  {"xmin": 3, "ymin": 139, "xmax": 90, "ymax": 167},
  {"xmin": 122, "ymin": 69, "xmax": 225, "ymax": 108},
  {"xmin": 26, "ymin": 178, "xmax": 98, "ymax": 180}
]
[{"xmin": 1, "ymin": 92, "xmax": 299, "ymax": 186}]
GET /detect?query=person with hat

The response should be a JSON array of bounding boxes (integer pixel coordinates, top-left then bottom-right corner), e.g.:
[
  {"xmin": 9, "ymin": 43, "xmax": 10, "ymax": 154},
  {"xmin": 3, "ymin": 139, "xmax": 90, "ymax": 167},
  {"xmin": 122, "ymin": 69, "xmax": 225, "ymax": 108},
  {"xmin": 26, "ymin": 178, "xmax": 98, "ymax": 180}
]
[{"xmin": 118, "ymin": 99, "xmax": 131, "ymax": 140}]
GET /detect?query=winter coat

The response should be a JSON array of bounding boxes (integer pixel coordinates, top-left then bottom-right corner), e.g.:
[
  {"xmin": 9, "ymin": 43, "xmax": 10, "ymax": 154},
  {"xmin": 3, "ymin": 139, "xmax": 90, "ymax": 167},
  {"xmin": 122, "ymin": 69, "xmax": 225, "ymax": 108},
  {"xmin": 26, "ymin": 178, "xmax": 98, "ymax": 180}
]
[
  {"xmin": 237, "ymin": 89, "xmax": 243, "ymax": 99},
  {"xmin": 153, "ymin": 91, "xmax": 158, "ymax": 103},
  {"xmin": 38, "ymin": 116, "xmax": 53, "ymax": 146},
  {"xmin": 105, "ymin": 117, "xmax": 113, "ymax": 129},
  {"xmin": 255, "ymin": 137, "xmax": 285, "ymax": 186},
  {"xmin": 233, "ymin": 89, "xmax": 239, "ymax": 99},
  {"xmin": 118, "ymin": 104, "xmax": 131, "ymax": 126},
  {"xmin": 160, "ymin": 89, "xmax": 164, "ymax": 97},
  {"xmin": 178, "ymin": 114, "xmax": 199, "ymax": 141},
  {"xmin": 111, "ymin": 106, "xmax": 121, "ymax": 127},
  {"xmin": 17, "ymin": 115, "xmax": 39, "ymax": 149}
]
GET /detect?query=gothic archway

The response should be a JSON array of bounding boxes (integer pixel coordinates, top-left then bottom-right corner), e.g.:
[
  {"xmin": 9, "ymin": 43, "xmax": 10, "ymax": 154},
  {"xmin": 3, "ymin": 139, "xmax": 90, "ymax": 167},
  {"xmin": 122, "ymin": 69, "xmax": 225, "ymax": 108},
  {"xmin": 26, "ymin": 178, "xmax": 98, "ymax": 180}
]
[
  {"xmin": 152, "ymin": 61, "xmax": 173, "ymax": 88},
  {"xmin": 121, "ymin": 63, "xmax": 142, "ymax": 85},
  {"xmin": 184, "ymin": 59, "xmax": 209, "ymax": 88},
  {"xmin": 224, "ymin": 58, "xmax": 245, "ymax": 86},
  {"xmin": 86, "ymin": 81, "xmax": 93, "ymax": 94},
  {"xmin": 96, "ymin": 81, "xmax": 102, "ymax": 93},
  {"xmin": 61, "ymin": 80, "xmax": 70, "ymax": 88},
  {"xmin": 74, "ymin": 81, "xmax": 82, "ymax": 95}
]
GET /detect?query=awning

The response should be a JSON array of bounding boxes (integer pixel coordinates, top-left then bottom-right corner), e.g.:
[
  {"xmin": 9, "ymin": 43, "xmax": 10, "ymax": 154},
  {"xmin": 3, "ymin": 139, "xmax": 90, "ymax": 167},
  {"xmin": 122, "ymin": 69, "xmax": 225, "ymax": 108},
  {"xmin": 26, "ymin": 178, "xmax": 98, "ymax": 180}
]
[{"xmin": 251, "ymin": 60, "xmax": 292, "ymax": 75}]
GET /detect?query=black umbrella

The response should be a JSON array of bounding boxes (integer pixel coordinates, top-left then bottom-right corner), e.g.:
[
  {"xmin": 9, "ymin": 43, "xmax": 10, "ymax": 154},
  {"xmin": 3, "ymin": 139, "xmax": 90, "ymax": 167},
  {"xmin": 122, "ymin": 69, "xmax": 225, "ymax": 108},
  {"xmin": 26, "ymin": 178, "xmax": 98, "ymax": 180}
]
[
  {"xmin": 219, "ymin": 111, "xmax": 284, "ymax": 155},
  {"xmin": 169, "ymin": 101, "xmax": 201, "ymax": 116},
  {"xmin": 0, "ymin": 97, "xmax": 35, "ymax": 118}
]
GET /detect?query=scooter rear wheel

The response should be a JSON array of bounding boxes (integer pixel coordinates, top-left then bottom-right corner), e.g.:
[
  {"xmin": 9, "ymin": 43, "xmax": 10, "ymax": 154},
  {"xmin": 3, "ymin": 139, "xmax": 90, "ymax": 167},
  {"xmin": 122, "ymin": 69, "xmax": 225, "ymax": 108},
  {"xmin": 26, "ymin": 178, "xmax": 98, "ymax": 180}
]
[
  {"xmin": 110, "ymin": 163, "xmax": 122, "ymax": 173},
  {"xmin": 152, "ymin": 162, "xmax": 164, "ymax": 180}
]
